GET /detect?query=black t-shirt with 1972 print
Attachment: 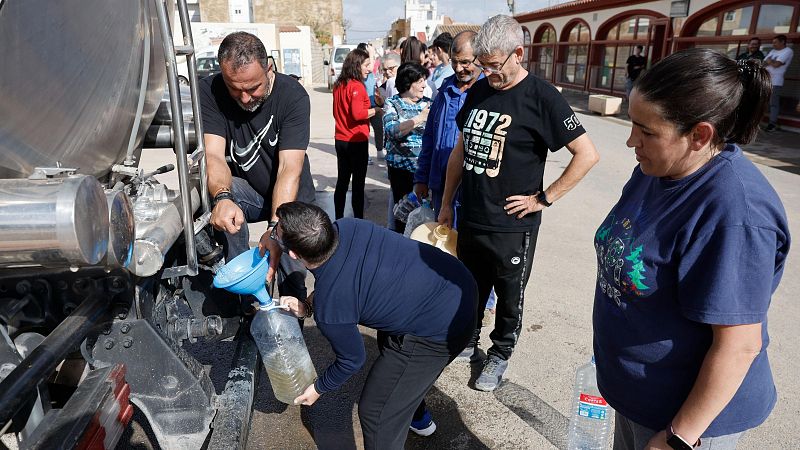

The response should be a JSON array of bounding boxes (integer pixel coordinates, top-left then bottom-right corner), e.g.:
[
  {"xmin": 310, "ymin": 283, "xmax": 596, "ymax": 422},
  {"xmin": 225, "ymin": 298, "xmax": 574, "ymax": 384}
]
[{"xmin": 455, "ymin": 74, "xmax": 585, "ymax": 231}]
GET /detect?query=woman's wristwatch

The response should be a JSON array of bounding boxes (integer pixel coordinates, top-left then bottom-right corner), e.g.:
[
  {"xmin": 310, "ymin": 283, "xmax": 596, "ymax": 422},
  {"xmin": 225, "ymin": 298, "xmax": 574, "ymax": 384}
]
[{"xmin": 666, "ymin": 424, "xmax": 700, "ymax": 450}]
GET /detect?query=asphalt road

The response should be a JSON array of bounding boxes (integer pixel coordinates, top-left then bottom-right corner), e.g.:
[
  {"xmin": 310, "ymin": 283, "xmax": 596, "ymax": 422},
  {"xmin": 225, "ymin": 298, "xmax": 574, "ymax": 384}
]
[{"xmin": 132, "ymin": 84, "xmax": 800, "ymax": 450}]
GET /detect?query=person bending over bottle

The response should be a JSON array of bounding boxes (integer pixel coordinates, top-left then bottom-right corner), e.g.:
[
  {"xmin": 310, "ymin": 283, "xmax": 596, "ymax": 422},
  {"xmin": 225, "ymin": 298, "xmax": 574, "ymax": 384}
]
[{"xmin": 269, "ymin": 201, "xmax": 476, "ymax": 449}]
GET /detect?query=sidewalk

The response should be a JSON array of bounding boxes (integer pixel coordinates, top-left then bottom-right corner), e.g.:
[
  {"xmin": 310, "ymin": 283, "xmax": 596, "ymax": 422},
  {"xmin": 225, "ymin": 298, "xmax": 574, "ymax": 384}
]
[{"xmin": 559, "ymin": 87, "xmax": 800, "ymax": 175}]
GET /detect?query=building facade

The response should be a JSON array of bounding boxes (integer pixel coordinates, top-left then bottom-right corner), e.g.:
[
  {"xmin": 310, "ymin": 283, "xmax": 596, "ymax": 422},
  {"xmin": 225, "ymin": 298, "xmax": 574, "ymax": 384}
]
[
  {"xmin": 406, "ymin": 0, "xmax": 446, "ymax": 41},
  {"xmin": 199, "ymin": 0, "xmax": 343, "ymax": 45},
  {"xmin": 516, "ymin": 0, "xmax": 800, "ymax": 126}
]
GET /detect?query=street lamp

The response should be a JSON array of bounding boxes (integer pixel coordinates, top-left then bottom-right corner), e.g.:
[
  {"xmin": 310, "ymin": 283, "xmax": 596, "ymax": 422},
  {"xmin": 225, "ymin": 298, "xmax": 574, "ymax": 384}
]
[
  {"xmin": 507, "ymin": 0, "xmax": 515, "ymax": 15},
  {"xmin": 425, "ymin": 24, "xmax": 430, "ymax": 42}
]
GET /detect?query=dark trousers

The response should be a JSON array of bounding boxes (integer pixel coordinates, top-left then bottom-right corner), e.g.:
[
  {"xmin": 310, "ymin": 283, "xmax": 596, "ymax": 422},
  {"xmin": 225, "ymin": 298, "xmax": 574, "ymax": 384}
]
[
  {"xmin": 215, "ymin": 176, "xmax": 308, "ymax": 300},
  {"xmin": 387, "ymin": 166, "xmax": 414, "ymax": 234},
  {"xmin": 358, "ymin": 332, "xmax": 469, "ymax": 450},
  {"xmin": 457, "ymin": 226, "xmax": 539, "ymax": 360},
  {"xmin": 369, "ymin": 110, "xmax": 384, "ymax": 152},
  {"xmin": 334, "ymin": 139, "xmax": 369, "ymax": 219}
]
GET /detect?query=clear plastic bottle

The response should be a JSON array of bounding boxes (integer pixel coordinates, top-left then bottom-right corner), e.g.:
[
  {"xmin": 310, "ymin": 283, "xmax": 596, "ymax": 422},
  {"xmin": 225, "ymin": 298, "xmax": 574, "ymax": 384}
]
[
  {"xmin": 566, "ymin": 356, "xmax": 613, "ymax": 450},
  {"xmin": 393, "ymin": 192, "xmax": 420, "ymax": 224},
  {"xmin": 404, "ymin": 199, "xmax": 435, "ymax": 237},
  {"xmin": 250, "ymin": 305, "xmax": 318, "ymax": 405}
]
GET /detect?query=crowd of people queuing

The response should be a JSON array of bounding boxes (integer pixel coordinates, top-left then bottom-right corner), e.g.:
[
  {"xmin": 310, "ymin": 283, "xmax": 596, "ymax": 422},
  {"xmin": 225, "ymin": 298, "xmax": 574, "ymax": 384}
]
[{"xmin": 203, "ymin": 15, "xmax": 792, "ymax": 449}]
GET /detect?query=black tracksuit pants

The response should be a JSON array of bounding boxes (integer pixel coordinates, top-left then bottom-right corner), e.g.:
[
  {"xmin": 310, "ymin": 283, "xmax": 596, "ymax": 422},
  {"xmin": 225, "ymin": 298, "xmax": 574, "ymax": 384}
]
[
  {"xmin": 358, "ymin": 331, "xmax": 471, "ymax": 450},
  {"xmin": 457, "ymin": 225, "xmax": 539, "ymax": 360}
]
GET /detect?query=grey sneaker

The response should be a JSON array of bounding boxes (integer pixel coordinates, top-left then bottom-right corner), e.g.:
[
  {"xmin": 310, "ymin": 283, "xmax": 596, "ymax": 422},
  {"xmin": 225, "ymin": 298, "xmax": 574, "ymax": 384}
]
[
  {"xmin": 475, "ymin": 355, "xmax": 508, "ymax": 392},
  {"xmin": 454, "ymin": 346, "xmax": 476, "ymax": 363}
]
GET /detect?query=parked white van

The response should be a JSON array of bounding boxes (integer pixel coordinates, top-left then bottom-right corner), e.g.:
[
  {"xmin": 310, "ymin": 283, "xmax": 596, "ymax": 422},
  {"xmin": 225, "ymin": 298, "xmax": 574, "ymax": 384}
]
[{"xmin": 325, "ymin": 44, "xmax": 358, "ymax": 90}]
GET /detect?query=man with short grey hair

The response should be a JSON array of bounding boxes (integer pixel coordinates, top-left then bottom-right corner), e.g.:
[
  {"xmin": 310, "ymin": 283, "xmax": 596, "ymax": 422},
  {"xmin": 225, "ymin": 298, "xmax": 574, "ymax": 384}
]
[{"xmin": 439, "ymin": 15, "xmax": 600, "ymax": 391}]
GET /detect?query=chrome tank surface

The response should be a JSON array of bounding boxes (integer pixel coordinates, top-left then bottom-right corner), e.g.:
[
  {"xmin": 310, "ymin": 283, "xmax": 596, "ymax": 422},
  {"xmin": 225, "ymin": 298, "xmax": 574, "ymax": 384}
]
[
  {"xmin": 0, "ymin": 176, "xmax": 109, "ymax": 267},
  {"xmin": 0, "ymin": 0, "xmax": 167, "ymax": 179}
]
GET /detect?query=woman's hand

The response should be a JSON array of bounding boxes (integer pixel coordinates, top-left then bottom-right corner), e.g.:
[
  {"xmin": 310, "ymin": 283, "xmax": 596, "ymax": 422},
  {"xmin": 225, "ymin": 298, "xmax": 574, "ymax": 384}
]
[
  {"xmin": 293, "ymin": 383, "xmax": 321, "ymax": 406},
  {"xmin": 278, "ymin": 296, "xmax": 308, "ymax": 318},
  {"xmin": 416, "ymin": 106, "xmax": 430, "ymax": 126}
]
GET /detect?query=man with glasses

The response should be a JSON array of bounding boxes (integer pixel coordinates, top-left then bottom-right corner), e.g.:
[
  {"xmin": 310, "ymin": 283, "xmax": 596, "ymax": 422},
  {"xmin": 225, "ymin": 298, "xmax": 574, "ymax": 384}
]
[
  {"xmin": 378, "ymin": 53, "xmax": 401, "ymax": 100},
  {"xmin": 439, "ymin": 15, "xmax": 600, "ymax": 391},
  {"xmin": 414, "ymin": 30, "xmax": 481, "ymax": 224},
  {"xmin": 269, "ymin": 202, "xmax": 477, "ymax": 447}
]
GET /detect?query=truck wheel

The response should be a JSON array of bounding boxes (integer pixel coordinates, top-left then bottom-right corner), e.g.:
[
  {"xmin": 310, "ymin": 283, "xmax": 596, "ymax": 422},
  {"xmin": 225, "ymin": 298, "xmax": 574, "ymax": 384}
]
[{"xmin": 178, "ymin": 76, "xmax": 189, "ymax": 86}]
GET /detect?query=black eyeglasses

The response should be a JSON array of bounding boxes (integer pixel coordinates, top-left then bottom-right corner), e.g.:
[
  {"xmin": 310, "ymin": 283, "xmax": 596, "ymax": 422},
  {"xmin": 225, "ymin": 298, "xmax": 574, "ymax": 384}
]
[
  {"xmin": 270, "ymin": 225, "xmax": 288, "ymax": 253},
  {"xmin": 473, "ymin": 51, "xmax": 516, "ymax": 75}
]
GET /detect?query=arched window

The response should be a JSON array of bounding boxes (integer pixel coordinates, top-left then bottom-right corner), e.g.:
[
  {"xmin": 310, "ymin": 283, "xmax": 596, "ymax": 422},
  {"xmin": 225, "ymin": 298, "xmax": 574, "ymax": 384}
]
[
  {"xmin": 558, "ymin": 21, "xmax": 590, "ymax": 86},
  {"xmin": 531, "ymin": 24, "xmax": 556, "ymax": 81},
  {"xmin": 679, "ymin": 1, "xmax": 799, "ymax": 120},
  {"xmin": 522, "ymin": 26, "xmax": 532, "ymax": 70},
  {"xmin": 593, "ymin": 14, "xmax": 660, "ymax": 96}
]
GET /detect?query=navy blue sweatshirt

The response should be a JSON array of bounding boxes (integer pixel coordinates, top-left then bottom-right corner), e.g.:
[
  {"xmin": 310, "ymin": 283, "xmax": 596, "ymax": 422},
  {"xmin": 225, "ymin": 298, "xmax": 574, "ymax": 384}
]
[{"xmin": 311, "ymin": 219, "xmax": 477, "ymax": 394}]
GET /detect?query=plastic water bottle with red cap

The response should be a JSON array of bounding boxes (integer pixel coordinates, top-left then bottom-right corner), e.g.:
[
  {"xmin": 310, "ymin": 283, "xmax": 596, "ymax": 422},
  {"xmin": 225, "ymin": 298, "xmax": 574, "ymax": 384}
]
[{"xmin": 566, "ymin": 356, "xmax": 613, "ymax": 450}]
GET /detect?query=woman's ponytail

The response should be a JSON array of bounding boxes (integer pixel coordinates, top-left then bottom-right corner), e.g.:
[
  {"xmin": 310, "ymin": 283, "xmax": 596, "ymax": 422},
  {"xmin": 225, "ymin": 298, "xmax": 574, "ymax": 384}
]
[{"xmin": 727, "ymin": 58, "xmax": 772, "ymax": 145}]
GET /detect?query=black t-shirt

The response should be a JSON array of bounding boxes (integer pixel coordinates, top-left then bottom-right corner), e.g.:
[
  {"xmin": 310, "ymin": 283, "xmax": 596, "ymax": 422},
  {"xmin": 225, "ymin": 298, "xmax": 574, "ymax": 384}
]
[
  {"xmin": 626, "ymin": 55, "xmax": 646, "ymax": 80},
  {"xmin": 455, "ymin": 74, "xmax": 586, "ymax": 231},
  {"xmin": 200, "ymin": 72, "xmax": 315, "ymax": 206}
]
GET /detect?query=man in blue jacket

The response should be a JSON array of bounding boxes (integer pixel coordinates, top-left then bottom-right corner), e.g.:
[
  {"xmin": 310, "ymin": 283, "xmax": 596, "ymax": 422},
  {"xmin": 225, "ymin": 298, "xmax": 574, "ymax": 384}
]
[
  {"xmin": 272, "ymin": 201, "xmax": 477, "ymax": 449},
  {"xmin": 413, "ymin": 30, "xmax": 482, "ymax": 222}
]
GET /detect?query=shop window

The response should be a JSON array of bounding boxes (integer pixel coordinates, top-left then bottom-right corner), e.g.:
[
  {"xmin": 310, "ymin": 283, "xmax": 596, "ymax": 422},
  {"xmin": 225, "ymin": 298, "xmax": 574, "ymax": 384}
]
[
  {"xmin": 755, "ymin": 4, "xmax": 794, "ymax": 34},
  {"xmin": 618, "ymin": 18, "xmax": 637, "ymax": 40},
  {"xmin": 560, "ymin": 22, "xmax": 590, "ymax": 85},
  {"xmin": 540, "ymin": 27, "xmax": 556, "ymax": 43},
  {"xmin": 697, "ymin": 17, "xmax": 718, "ymax": 36},
  {"xmin": 532, "ymin": 25, "xmax": 556, "ymax": 81},
  {"xmin": 721, "ymin": 6, "xmax": 753, "ymax": 36}
]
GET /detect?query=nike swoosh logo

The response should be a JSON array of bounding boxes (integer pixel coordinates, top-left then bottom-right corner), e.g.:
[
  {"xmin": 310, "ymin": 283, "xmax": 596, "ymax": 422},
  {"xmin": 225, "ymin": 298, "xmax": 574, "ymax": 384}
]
[{"xmin": 230, "ymin": 115, "xmax": 274, "ymax": 171}]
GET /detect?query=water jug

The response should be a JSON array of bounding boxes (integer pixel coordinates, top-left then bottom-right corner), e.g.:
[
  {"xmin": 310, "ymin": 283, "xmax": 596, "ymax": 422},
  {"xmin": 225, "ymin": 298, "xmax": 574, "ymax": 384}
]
[
  {"xmin": 213, "ymin": 248, "xmax": 317, "ymax": 405},
  {"xmin": 566, "ymin": 356, "xmax": 612, "ymax": 449}
]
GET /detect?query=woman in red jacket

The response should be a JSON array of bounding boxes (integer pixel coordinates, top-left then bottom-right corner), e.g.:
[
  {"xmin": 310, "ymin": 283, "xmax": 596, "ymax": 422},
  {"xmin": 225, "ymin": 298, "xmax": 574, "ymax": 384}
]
[{"xmin": 333, "ymin": 48, "xmax": 376, "ymax": 219}]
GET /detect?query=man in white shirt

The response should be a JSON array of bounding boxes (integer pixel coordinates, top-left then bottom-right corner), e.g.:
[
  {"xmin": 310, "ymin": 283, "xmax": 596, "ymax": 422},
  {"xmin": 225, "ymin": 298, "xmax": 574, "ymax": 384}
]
[{"xmin": 763, "ymin": 35, "xmax": 793, "ymax": 131}]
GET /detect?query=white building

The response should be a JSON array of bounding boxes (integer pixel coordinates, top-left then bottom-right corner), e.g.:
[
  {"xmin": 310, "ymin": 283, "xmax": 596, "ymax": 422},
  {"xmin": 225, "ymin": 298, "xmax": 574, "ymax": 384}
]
[{"xmin": 405, "ymin": 0, "xmax": 445, "ymax": 41}]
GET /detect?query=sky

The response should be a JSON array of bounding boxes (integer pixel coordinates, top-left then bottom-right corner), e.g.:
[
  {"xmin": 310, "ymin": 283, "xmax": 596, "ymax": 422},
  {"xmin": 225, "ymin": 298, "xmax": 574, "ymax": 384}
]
[{"xmin": 345, "ymin": 0, "xmax": 556, "ymax": 43}]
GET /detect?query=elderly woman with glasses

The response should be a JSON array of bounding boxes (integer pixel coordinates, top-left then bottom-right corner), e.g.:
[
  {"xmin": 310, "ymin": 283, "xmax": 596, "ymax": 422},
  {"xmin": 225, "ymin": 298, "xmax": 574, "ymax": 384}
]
[{"xmin": 382, "ymin": 62, "xmax": 431, "ymax": 234}]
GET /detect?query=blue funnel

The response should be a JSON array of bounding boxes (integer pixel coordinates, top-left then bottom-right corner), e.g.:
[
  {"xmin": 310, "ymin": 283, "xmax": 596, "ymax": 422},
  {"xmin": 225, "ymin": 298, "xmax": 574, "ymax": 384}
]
[{"xmin": 213, "ymin": 248, "xmax": 272, "ymax": 307}]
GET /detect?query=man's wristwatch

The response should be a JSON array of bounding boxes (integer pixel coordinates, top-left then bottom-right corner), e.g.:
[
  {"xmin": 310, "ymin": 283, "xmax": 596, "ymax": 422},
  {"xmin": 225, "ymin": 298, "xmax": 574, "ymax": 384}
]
[
  {"xmin": 666, "ymin": 424, "xmax": 700, "ymax": 450},
  {"xmin": 536, "ymin": 191, "xmax": 552, "ymax": 207},
  {"xmin": 213, "ymin": 191, "xmax": 235, "ymax": 206}
]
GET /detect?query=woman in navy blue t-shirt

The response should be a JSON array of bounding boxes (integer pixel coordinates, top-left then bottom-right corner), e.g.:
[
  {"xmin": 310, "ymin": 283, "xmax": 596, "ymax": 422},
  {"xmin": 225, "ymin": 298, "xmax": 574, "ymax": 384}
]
[{"xmin": 593, "ymin": 48, "xmax": 790, "ymax": 449}]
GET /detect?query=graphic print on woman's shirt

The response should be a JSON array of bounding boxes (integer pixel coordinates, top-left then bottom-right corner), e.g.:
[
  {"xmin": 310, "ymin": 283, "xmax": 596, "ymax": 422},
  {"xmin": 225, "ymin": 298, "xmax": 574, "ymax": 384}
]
[{"xmin": 595, "ymin": 212, "xmax": 653, "ymax": 306}]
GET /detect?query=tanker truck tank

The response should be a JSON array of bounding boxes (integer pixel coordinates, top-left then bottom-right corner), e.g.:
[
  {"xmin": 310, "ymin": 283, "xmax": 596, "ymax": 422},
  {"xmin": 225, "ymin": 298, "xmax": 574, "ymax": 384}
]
[
  {"xmin": 0, "ymin": 0, "xmax": 166, "ymax": 179},
  {"xmin": 0, "ymin": 1, "xmax": 255, "ymax": 448}
]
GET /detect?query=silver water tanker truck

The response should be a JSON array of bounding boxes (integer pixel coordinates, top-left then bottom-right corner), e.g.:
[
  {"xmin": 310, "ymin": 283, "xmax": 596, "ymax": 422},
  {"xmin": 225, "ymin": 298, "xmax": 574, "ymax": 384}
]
[{"xmin": 0, "ymin": 1, "xmax": 259, "ymax": 448}]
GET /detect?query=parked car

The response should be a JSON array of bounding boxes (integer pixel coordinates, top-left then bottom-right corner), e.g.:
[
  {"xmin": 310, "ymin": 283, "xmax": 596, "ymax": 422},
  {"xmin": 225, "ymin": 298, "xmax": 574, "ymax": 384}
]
[
  {"xmin": 325, "ymin": 44, "xmax": 357, "ymax": 90},
  {"xmin": 196, "ymin": 55, "xmax": 220, "ymax": 80}
]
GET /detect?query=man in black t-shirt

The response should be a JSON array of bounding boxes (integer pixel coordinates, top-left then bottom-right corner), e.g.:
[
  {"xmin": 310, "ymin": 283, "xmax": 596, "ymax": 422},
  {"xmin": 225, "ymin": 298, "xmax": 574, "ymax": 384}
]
[
  {"xmin": 736, "ymin": 37, "xmax": 765, "ymax": 62},
  {"xmin": 439, "ymin": 15, "xmax": 600, "ymax": 392},
  {"xmin": 625, "ymin": 45, "xmax": 647, "ymax": 99},
  {"xmin": 201, "ymin": 32, "xmax": 315, "ymax": 300}
]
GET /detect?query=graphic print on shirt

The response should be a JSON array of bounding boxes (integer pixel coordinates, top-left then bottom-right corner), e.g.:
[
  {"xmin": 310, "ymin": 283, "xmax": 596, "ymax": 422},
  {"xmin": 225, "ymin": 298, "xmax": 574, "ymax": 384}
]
[
  {"xmin": 229, "ymin": 114, "xmax": 277, "ymax": 171},
  {"xmin": 462, "ymin": 108, "xmax": 512, "ymax": 177},
  {"xmin": 595, "ymin": 213, "xmax": 651, "ymax": 306}
]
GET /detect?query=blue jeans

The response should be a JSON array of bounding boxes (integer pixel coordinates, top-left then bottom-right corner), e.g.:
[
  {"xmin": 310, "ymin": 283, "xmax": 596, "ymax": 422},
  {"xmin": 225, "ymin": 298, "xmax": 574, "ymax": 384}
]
[
  {"xmin": 613, "ymin": 413, "xmax": 743, "ymax": 450},
  {"xmin": 769, "ymin": 85, "xmax": 782, "ymax": 125},
  {"xmin": 215, "ymin": 177, "xmax": 307, "ymax": 300}
]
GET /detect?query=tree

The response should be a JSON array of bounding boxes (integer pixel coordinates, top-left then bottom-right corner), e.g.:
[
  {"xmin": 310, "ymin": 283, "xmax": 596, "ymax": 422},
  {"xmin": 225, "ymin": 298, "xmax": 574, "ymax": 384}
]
[{"xmin": 625, "ymin": 245, "xmax": 649, "ymax": 291}]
